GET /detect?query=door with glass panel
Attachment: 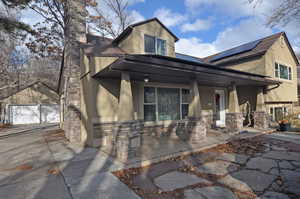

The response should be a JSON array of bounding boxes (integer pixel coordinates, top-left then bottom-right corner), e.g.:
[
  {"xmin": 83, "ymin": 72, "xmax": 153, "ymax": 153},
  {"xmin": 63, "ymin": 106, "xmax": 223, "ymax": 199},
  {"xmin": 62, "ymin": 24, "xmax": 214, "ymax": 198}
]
[{"xmin": 215, "ymin": 90, "xmax": 226, "ymax": 127}]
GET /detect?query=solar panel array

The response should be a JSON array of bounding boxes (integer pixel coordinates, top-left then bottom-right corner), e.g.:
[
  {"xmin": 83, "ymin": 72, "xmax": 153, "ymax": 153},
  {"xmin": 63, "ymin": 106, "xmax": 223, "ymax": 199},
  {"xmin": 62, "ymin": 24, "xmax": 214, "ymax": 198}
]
[
  {"xmin": 210, "ymin": 39, "xmax": 262, "ymax": 62},
  {"xmin": 175, "ymin": 53, "xmax": 204, "ymax": 64}
]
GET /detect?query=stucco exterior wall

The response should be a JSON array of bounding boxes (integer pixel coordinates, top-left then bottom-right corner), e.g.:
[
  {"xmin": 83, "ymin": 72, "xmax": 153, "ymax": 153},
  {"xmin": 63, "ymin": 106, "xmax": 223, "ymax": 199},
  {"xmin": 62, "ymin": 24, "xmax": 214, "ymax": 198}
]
[
  {"xmin": 220, "ymin": 35, "xmax": 298, "ymax": 103},
  {"xmin": 118, "ymin": 21, "xmax": 176, "ymax": 57},
  {"xmin": 2, "ymin": 84, "xmax": 59, "ymax": 104},
  {"xmin": 80, "ymin": 54, "xmax": 120, "ymax": 145},
  {"xmin": 221, "ymin": 56, "xmax": 265, "ymax": 75},
  {"xmin": 264, "ymin": 36, "xmax": 298, "ymax": 102}
]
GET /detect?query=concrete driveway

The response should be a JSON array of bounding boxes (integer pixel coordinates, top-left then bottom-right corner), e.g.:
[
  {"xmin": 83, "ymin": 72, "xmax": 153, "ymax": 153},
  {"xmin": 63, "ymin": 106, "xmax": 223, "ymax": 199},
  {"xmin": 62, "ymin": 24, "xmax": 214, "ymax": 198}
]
[{"xmin": 0, "ymin": 126, "xmax": 140, "ymax": 199}]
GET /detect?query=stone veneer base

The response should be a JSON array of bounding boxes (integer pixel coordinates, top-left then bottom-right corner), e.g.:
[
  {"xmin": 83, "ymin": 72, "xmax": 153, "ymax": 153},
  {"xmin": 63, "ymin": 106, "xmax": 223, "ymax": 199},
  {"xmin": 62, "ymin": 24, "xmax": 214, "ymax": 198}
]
[
  {"xmin": 93, "ymin": 118, "xmax": 207, "ymax": 161},
  {"xmin": 225, "ymin": 113, "xmax": 243, "ymax": 133},
  {"xmin": 253, "ymin": 111, "xmax": 269, "ymax": 129}
]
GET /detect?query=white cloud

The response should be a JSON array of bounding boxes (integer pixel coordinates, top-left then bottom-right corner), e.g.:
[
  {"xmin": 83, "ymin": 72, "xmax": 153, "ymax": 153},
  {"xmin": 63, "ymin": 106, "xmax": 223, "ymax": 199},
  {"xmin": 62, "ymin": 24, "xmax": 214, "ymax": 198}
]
[
  {"xmin": 129, "ymin": 10, "xmax": 145, "ymax": 23},
  {"xmin": 154, "ymin": 8, "xmax": 187, "ymax": 27},
  {"xmin": 213, "ymin": 18, "xmax": 273, "ymax": 51},
  {"xmin": 181, "ymin": 19, "xmax": 212, "ymax": 32},
  {"xmin": 184, "ymin": 0, "xmax": 280, "ymax": 20},
  {"xmin": 175, "ymin": 37, "xmax": 217, "ymax": 57},
  {"xmin": 176, "ymin": 18, "xmax": 274, "ymax": 58}
]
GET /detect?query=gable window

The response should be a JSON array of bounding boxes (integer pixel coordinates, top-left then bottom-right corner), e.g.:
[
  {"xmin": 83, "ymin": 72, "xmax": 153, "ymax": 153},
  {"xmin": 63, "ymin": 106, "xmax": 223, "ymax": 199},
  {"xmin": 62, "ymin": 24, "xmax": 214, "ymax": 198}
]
[
  {"xmin": 144, "ymin": 87, "xmax": 190, "ymax": 122},
  {"xmin": 275, "ymin": 62, "xmax": 292, "ymax": 80},
  {"xmin": 144, "ymin": 35, "xmax": 166, "ymax": 56}
]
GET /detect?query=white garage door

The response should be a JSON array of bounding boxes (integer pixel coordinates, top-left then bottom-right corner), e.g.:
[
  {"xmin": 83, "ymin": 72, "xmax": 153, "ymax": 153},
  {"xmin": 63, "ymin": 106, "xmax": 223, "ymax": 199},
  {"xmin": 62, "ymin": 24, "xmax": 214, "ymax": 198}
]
[{"xmin": 9, "ymin": 104, "xmax": 60, "ymax": 125}]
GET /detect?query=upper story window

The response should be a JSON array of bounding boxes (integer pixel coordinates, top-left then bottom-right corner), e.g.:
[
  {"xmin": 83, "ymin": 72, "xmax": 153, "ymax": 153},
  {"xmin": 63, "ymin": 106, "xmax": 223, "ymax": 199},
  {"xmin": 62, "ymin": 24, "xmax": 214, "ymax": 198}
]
[
  {"xmin": 144, "ymin": 35, "xmax": 166, "ymax": 56},
  {"xmin": 275, "ymin": 62, "xmax": 292, "ymax": 80}
]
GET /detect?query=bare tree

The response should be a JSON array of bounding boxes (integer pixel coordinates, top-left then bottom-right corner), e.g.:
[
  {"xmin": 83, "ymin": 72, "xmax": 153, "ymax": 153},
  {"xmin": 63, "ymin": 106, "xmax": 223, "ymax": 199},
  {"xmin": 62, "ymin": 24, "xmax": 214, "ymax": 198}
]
[
  {"xmin": 88, "ymin": 0, "xmax": 134, "ymax": 38},
  {"xmin": 249, "ymin": 0, "xmax": 300, "ymax": 27}
]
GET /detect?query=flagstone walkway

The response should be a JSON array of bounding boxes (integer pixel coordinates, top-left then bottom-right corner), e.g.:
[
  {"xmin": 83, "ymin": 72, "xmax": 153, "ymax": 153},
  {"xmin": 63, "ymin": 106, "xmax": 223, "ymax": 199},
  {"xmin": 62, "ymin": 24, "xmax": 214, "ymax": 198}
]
[{"xmin": 114, "ymin": 132, "xmax": 300, "ymax": 199}]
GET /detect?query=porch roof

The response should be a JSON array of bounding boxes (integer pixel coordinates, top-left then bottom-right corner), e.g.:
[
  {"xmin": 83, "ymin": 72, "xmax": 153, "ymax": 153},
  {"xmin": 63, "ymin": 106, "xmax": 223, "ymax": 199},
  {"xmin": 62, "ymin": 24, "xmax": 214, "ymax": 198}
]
[{"xmin": 93, "ymin": 54, "xmax": 280, "ymax": 87}]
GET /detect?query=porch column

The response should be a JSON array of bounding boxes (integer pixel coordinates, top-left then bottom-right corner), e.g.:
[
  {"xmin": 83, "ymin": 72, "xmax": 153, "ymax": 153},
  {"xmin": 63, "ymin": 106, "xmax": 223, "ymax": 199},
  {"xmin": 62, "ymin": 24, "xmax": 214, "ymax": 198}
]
[
  {"xmin": 226, "ymin": 83, "xmax": 243, "ymax": 132},
  {"xmin": 253, "ymin": 87, "xmax": 269, "ymax": 129},
  {"xmin": 117, "ymin": 72, "xmax": 134, "ymax": 121},
  {"xmin": 186, "ymin": 79, "xmax": 206, "ymax": 142},
  {"xmin": 188, "ymin": 80, "xmax": 202, "ymax": 118},
  {"xmin": 115, "ymin": 72, "xmax": 142, "ymax": 162}
]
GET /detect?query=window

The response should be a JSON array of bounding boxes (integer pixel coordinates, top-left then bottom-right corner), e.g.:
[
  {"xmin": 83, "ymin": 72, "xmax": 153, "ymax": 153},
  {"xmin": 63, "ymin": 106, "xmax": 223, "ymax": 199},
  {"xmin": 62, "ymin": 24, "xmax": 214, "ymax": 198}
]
[
  {"xmin": 181, "ymin": 89, "xmax": 190, "ymax": 119},
  {"xmin": 144, "ymin": 35, "xmax": 166, "ymax": 56},
  {"xmin": 144, "ymin": 87, "xmax": 190, "ymax": 122},
  {"xmin": 288, "ymin": 67, "xmax": 292, "ymax": 80},
  {"xmin": 144, "ymin": 87, "xmax": 156, "ymax": 121},
  {"xmin": 144, "ymin": 35, "xmax": 156, "ymax": 54},
  {"xmin": 275, "ymin": 62, "xmax": 292, "ymax": 80},
  {"xmin": 275, "ymin": 63, "xmax": 279, "ymax": 78}
]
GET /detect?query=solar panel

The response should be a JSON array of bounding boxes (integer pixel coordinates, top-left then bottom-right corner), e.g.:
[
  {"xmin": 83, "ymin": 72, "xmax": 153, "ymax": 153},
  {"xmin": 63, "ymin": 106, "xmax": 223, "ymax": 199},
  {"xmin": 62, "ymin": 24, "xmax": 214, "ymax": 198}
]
[
  {"xmin": 210, "ymin": 39, "xmax": 262, "ymax": 62},
  {"xmin": 175, "ymin": 53, "xmax": 204, "ymax": 64}
]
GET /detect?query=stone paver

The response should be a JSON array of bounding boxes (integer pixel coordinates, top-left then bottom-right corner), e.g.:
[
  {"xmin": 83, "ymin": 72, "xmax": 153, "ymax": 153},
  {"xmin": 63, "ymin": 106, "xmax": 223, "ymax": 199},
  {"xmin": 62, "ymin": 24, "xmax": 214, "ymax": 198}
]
[
  {"xmin": 219, "ymin": 170, "xmax": 276, "ymax": 192},
  {"xmin": 246, "ymin": 157, "xmax": 277, "ymax": 173},
  {"xmin": 217, "ymin": 174, "xmax": 252, "ymax": 192},
  {"xmin": 184, "ymin": 186, "xmax": 238, "ymax": 199},
  {"xmin": 215, "ymin": 153, "xmax": 249, "ymax": 165},
  {"xmin": 257, "ymin": 191, "xmax": 290, "ymax": 199},
  {"xmin": 196, "ymin": 160, "xmax": 239, "ymax": 175},
  {"xmin": 280, "ymin": 170, "xmax": 300, "ymax": 196},
  {"xmin": 154, "ymin": 171, "xmax": 211, "ymax": 191},
  {"xmin": 279, "ymin": 161, "xmax": 294, "ymax": 169},
  {"xmin": 263, "ymin": 151, "xmax": 300, "ymax": 161}
]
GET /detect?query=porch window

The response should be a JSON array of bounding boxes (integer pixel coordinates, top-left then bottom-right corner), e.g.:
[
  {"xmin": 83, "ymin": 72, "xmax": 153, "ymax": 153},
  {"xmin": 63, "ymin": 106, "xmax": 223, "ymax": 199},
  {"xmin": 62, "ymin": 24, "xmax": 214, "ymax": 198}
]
[
  {"xmin": 144, "ymin": 34, "xmax": 166, "ymax": 56},
  {"xmin": 144, "ymin": 87, "xmax": 190, "ymax": 122},
  {"xmin": 275, "ymin": 62, "xmax": 292, "ymax": 80},
  {"xmin": 144, "ymin": 87, "xmax": 156, "ymax": 121}
]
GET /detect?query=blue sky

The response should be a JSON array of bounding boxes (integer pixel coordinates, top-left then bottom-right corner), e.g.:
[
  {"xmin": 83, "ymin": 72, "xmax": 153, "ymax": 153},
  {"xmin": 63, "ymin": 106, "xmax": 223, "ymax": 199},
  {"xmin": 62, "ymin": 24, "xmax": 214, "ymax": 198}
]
[
  {"xmin": 21, "ymin": 0, "xmax": 300, "ymax": 58},
  {"xmin": 126, "ymin": 0, "xmax": 300, "ymax": 57}
]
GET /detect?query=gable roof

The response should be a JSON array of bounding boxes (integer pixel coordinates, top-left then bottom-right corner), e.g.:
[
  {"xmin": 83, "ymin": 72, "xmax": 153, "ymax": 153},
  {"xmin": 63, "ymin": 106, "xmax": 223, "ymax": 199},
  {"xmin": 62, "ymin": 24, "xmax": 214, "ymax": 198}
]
[
  {"xmin": 112, "ymin": 18, "xmax": 179, "ymax": 45},
  {"xmin": 83, "ymin": 33, "xmax": 125, "ymax": 56},
  {"xmin": 203, "ymin": 32, "xmax": 291, "ymax": 65},
  {"xmin": 0, "ymin": 81, "xmax": 57, "ymax": 100}
]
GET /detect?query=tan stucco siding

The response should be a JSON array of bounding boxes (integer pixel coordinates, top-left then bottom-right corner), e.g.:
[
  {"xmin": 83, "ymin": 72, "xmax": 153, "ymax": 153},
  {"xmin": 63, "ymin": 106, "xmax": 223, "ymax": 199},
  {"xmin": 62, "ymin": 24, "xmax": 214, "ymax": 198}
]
[
  {"xmin": 222, "ymin": 57, "xmax": 265, "ymax": 75},
  {"xmin": 264, "ymin": 36, "xmax": 298, "ymax": 102},
  {"xmin": 2, "ymin": 84, "xmax": 59, "ymax": 104},
  {"xmin": 118, "ymin": 21, "xmax": 176, "ymax": 57},
  {"xmin": 91, "ymin": 56, "xmax": 119, "ymax": 76}
]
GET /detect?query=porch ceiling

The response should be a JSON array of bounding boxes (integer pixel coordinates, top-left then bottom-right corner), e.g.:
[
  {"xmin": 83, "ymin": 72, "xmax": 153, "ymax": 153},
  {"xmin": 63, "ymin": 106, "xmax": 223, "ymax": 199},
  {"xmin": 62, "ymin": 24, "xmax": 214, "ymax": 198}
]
[{"xmin": 93, "ymin": 54, "xmax": 280, "ymax": 87}]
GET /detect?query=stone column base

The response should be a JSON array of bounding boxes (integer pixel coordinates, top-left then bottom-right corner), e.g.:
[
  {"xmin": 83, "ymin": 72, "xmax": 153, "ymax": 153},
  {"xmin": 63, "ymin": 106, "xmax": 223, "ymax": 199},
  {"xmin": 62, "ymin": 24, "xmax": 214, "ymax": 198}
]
[
  {"xmin": 178, "ymin": 117, "xmax": 206, "ymax": 143},
  {"xmin": 114, "ymin": 120, "xmax": 143, "ymax": 162},
  {"xmin": 253, "ymin": 111, "xmax": 269, "ymax": 129},
  {"xmin": 93, "ymin": 120, "xmax": 143, "ymax": 162},
  {"xmin": 226, "ymin": 113, "xmax": 243, "ymax": 132}
]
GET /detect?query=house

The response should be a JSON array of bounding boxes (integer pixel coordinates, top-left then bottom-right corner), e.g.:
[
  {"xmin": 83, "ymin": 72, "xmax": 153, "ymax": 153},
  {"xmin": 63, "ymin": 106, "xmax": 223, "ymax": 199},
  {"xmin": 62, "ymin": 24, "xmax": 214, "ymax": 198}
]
[
  {"xmin": 0, "ymin": 81, "xmax": 60, "ymax": 125},
  {"xmin": 203, "ymin": 32, "xmax": 299, "ymax": 122},
  {"xmin": 59, "ymin": 18, "xmax": 298, "ymax": 161}
]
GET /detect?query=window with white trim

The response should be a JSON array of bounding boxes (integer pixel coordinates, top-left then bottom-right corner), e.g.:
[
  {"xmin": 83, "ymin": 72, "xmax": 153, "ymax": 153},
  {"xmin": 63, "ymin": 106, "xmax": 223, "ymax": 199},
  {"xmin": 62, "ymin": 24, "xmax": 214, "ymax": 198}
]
[
  {"xmin": 144, "ymin": 87, "xmax": 190, "ymax": 122},
  {"xmin": 144, "ymin": 35, "xmax": 166, "ymax": 56},
  {"xmin": 275, "ymin": 62, "xmax": 292, "ymax": 80}
]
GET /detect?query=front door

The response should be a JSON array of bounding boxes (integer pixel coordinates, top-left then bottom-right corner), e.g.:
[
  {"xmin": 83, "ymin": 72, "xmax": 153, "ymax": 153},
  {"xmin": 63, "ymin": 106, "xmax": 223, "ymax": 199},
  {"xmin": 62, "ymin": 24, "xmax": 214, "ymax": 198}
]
[{"xmin": 215, "ymin": 90, "xmax": 226, "ymax": 127}]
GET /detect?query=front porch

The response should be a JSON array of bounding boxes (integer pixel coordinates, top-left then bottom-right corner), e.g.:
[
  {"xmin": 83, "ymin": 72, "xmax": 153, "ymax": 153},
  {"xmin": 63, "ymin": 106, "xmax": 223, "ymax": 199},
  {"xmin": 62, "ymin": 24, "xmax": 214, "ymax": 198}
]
[
  {"xmin": 123, "ymin": 127, "xmax": 273, "ymax": 166},
  {"xmin": 92, "ymin": 54, "xmax": 280, "ymax": 161}
]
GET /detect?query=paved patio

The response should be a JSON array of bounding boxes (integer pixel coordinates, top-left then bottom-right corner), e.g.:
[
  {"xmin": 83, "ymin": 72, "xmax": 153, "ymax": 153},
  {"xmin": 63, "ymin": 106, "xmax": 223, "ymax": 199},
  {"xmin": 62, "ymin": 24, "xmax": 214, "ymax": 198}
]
[
  {"xmin": 0, "ymin": 126, "xmax": 299, "ymax": 199},
  {"xmin": 115, "ymin": 132, "xmax": 300, "ymax": 199}
]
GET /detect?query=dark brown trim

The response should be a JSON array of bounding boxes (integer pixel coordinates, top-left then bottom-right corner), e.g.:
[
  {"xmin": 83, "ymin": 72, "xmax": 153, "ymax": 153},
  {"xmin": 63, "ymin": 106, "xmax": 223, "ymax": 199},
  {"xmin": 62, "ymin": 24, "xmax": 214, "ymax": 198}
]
[
  {"xmin": 112, "ymin": 18, "xmax": 179, "ymax": 45},
  {"xmin": 265, "ymin": 101, "xmax": 294, "ymax": 104}
]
